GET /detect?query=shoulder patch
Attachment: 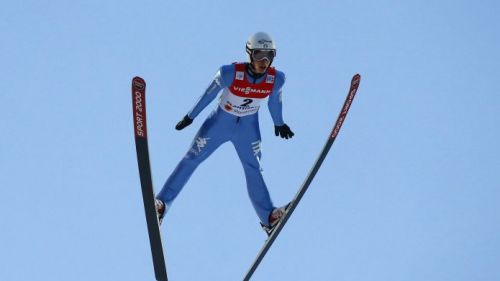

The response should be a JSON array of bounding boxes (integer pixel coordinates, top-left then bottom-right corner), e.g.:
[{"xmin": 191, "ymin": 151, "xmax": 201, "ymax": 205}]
[
  {"xmin": 236, "ymin": 71, "xmax": 245, "ymax": 81},
  {"xmin": 266, "ymin": 74, "xmax": 275, "ymax": 84}
]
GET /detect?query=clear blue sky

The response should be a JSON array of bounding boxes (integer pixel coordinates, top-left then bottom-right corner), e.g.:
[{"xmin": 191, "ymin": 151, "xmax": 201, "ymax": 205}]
[{"xmin": 2, "ymin": 1, "xmax": 499, "ymax": 280}]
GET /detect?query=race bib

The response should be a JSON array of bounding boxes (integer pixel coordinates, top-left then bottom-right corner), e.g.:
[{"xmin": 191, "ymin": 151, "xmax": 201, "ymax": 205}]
[{"xmin": 219, "ymin": 88, "xmax": 264, "ymax": 117}]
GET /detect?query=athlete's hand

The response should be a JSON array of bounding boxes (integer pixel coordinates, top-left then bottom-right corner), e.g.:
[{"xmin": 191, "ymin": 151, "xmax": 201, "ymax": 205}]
[
  {"xmin": 175, "ymin": 115, "xmax": 193, "ymax": 130},
  {"xmin": 274, "ymin": 124, "xmax": 294, "ymax": 139}
]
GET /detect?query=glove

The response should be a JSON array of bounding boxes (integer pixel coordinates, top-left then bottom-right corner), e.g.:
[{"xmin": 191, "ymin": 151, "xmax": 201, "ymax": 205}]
[
  {"xmin": 175, "ymin": 115, "xmax": 193, "ymax": 130},
  {"xmin": 274, "ymin": 124, "xmax": 294, "ymax": 139}
]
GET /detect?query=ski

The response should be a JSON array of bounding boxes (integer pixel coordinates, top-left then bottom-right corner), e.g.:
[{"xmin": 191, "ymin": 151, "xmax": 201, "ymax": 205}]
[
  {"xmin": 132, "ymin": 76, "xmax": 169, "ymax": 281},
  {"xmin": 243, "ymin": 74, "xmax": 361, "ymax": 281}
]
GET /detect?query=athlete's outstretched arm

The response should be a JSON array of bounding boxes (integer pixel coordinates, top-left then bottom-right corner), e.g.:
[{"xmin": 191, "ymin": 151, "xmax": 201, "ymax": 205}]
[
  {"xmin": 267, "ymin": 71, "xmax": 286, "ymax": 126},
  {"xmin": 175, "ymin": 79, "xmax": 221, "ymax": 130},
  {"xmin": 187, "ymin": 79, "xmax": 222, "ymax": 119},
  {"xmin": 268, "ymin": 71, "xmax": 294, "ymax": 139}
]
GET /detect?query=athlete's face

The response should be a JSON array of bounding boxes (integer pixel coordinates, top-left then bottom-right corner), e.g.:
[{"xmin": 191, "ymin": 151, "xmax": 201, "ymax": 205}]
[{"xmin": 251, "ymin": 59, "xmax": 270, "ymax": 74}]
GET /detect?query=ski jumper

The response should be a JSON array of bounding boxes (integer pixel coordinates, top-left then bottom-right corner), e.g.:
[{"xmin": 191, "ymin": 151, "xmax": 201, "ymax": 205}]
[{"xmin": 157, "ymin": 63, "xmax": 286, "ymax": 225}]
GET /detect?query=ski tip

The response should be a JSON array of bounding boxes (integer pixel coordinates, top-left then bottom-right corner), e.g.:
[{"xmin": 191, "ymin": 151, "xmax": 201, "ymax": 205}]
[
  {"xmin": 351, "ymin": 74, "xmax": 361, "ymax": 86},
  {"xmin": 132, "ymin": 76, "xmax": 146, "ymax": 89}
]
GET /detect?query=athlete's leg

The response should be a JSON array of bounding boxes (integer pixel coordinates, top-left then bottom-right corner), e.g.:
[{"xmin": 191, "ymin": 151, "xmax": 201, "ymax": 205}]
[
  {"xmin": 157, "ymin": 110, "xmax": 231, "ymax": 206},
  {"xmin": 232, "ymin": 116, "xmax": 274, "ymax": 225}
]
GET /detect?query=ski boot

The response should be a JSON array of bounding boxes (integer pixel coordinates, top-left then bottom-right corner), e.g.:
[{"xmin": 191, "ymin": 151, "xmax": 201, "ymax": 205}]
[
  {"xmin": 155, "ymin": 199, "xmax": 167, "ymax": 225},
  {"xmin": 261, "ymin": 203, "xmax": 291, "ymax": 236}
]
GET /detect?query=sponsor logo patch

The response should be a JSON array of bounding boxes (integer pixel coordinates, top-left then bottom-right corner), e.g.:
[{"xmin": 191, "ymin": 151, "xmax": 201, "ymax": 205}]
[
  {"xmin": 235, "ymin": 71, "xmax": 244, "ymax": 80},
  {"xmin": 266, "ymin": 75, "xmax": 275, "ymax": 84},
  {"xmin": 232, "ymin": 86, "xmax": 271, "ymax": 95}
]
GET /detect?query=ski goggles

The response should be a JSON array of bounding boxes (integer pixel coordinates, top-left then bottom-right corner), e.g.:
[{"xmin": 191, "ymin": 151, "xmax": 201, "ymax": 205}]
[{"xmin": 251, "ymin": 49, "xmax": 276, "ymax": 61}]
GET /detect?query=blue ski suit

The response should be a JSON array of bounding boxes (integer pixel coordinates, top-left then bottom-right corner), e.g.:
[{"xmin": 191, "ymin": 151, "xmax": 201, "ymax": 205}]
[{"xmin": 157, "ymin": 63, "xmax": 288, "ymax": 225}]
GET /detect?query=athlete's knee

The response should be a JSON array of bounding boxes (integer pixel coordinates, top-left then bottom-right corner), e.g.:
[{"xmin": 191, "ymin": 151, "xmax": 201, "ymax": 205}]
[
  {"xmin": 182, "ymin": 153, "xmax": 203, "ymax": 167},
  {"xmin": 182, "ymin": 146, "xmax": 212, "ymax": 168}
]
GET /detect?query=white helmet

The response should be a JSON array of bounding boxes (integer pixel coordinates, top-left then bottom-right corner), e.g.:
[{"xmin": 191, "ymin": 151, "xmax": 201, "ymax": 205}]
[{"xmin": 246, "ymin": 32, "xmax": 276, "ymax": 62}]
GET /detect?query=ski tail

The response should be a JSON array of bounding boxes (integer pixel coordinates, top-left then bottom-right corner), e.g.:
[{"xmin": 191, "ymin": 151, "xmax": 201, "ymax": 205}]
[
  {"xmin": 132, "ymin": 76, "xmax": 169, "ymax": 281},
  {"xmin": 243, "ymin": 74, "xmax": 361, "ymax": 281}
]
